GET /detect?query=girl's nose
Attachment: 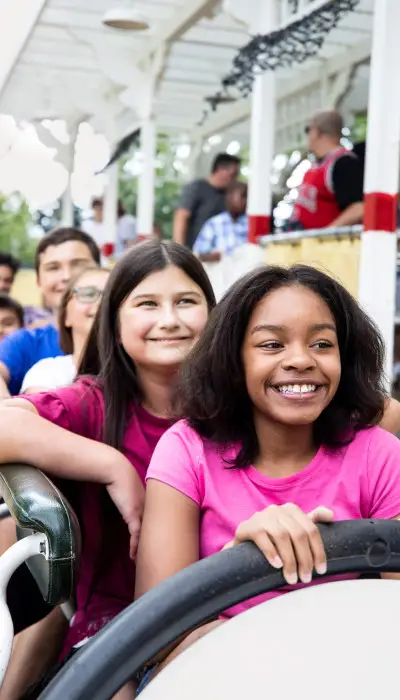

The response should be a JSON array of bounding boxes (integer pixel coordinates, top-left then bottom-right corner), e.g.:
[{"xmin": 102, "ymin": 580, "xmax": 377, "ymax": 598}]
[
  {"xmin": 159, "ymin": 305, "xmax": 180, "ymax": 329},
  {"xmin": 282, "ymin": 346, "xmax": 316, "ymax": 372}
]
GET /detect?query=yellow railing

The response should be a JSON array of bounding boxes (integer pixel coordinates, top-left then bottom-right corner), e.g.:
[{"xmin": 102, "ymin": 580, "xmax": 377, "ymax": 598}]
[
  {"xmin": 12, "ymin": 269, "xmax": 42, "ymax": 307},
  {"xmin": 261, "ymin": 226, "xmax": 363, "ymax": 298}
]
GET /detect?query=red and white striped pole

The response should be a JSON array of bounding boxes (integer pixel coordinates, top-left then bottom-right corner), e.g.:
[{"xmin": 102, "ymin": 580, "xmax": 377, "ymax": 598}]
[
  {"xmin": 358, "ymin": 0, "xmax": 400, "ymax": 385},
  {"xmin": 247, "ymin": 0, "xmax": 277, "ymax": 244}
]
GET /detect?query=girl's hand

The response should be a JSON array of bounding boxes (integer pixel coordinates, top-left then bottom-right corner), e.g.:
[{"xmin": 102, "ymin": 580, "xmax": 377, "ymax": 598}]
[
  {"xmin": 226, "ymin": 504, "xmax": 334, "ymax": 585},
  {"xmin": 105, "ymin": 460, "xmax": 146, "ymax": 559}
]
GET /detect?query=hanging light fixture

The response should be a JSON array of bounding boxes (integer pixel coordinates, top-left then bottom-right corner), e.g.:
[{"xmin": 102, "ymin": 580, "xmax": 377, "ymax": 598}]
[{"xmin": 102, "ymin": 2, "xmax": 149, "ymax": 30}]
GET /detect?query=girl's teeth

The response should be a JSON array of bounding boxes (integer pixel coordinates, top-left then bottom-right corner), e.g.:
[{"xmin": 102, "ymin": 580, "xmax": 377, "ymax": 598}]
[{"xmin": 278, "ymin": 384, "xmax": 317, "ymax": 394}]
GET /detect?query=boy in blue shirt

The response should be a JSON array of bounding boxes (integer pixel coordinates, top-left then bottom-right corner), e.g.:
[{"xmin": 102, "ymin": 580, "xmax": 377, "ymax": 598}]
[
  {"xmin": 194, "ymin": 181, "xmax": 248, "ymax": 262},
  {"xmin": 0, "ymin": 227, "xmax": 100, "ymax": 396}
]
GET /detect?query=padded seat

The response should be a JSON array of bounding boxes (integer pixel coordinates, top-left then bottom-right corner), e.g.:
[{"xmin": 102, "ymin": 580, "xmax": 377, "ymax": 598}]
[{"xmin": 0, "ymin": 464, "xmax": 81, "ymax": 606}]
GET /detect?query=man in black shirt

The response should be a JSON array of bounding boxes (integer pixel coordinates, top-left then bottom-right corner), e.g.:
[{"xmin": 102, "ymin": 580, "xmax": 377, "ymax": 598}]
[
  {"xmin": 329, "ymin": 148, "xmax": 364, "ymax": 219},
  {"xmin": 291, "ymin": 110, "xmax": 364, "ymax": 231},
  {"xmin": 173, "ymin": 153, "xmax": 241, "ymax": 249}
]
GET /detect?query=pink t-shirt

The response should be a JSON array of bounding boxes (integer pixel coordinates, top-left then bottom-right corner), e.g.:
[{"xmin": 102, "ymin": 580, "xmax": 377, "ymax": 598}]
[
  {"xmin": 147, "ymin": 421, "xmax": 400, "ymax": 617},
  {"xmin": 22, "ymin": 378, "xmax": 170, "ymax": 653}
]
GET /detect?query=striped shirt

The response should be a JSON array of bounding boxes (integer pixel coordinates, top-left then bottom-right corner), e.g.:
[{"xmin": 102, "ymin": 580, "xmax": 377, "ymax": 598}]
[{"xmin": 193, "ymin": 212, "xmax": 248, "ymax": 256}]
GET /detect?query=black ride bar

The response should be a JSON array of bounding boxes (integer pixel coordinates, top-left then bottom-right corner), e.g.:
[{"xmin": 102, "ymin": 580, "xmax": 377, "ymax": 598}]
[{"xmin": 40, "ymin": 519, "xmax": 400, "ymax": 700}]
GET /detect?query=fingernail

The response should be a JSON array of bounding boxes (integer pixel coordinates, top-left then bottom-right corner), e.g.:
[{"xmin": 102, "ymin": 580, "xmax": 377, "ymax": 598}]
[
  {"xmin": 316, "ymin": 562, "xmax": 327, "ymax": 575},
  {"xmin": 271, "ymin": 556, "xmax": 283, "ymax": 569},
  {"xmin": 301, "ymin": 572, "xmax": 312, "ymax": 584},
  {"xmin": 285, "ymin": 572, "xmax": 298, "ymax": 586}
]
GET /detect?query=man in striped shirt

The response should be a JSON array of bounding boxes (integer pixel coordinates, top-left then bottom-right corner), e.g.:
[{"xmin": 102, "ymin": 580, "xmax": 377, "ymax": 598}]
[{"xmin": 193, "ymin": 181, "xmax": 248, "ymax": 262}]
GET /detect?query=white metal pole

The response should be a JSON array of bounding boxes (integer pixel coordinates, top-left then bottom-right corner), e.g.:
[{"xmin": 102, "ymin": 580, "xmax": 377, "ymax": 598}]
[
  {"xmin": 61, "ymin": 179, "xmax": 73, "ymax": 227},
  {"xmin": 61, "ymin": 125, "xmax": 78, "ymax": 227},
  {"xmin": 247, "ymin": 0, "xmax": 278, "ymax": 243},
  {"xmin": 186, "ymin": 138, "xmax": 203, "ymax": 181},
  {"xmin": 137, "ymin": 118, "xmax": 156, "ymax": 239},
  {"xmin": 0, "ymin": 533, "xmax": 45, "ymax": 685},
  {"xmin": 358, "ymin": 0, "xmax": 400, "ymax": 386}
]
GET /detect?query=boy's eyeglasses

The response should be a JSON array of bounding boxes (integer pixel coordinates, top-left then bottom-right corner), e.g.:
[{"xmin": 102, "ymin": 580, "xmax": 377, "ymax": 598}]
[{"xmin": 73, "ymin": 286, "xmax": 104, "ymax": 304}]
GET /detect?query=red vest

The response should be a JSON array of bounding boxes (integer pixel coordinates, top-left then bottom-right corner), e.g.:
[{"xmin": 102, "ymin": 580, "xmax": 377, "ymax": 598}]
[{"xmin": 293, "ymin": 148, "xmax": 350, "ymax": 229}]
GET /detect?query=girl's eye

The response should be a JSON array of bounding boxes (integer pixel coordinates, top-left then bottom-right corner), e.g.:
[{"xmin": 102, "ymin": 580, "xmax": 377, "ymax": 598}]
[
  {"xmin": 137, "ymin": 300, "xmax": 157, "ymax": 308},
  {"xmin": 260, "ymin": 341, "xmax": 282, "ymax": 349},
  {"xmin": 312, "ymin": 340, "xmax": 333, "ymax": 349},
  {"xmin": 177, "ymin": 298, "xmax": 196, "ymax": 305}
]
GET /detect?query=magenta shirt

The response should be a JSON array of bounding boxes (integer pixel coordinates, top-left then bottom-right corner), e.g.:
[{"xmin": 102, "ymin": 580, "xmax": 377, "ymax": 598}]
[
  {"xmin": 23, "ymin": 378, "xmax": 170, "ymax": 653},
  {"xmin": 147, "ymin": 421, "xmax": 400, "ymax": 617}
]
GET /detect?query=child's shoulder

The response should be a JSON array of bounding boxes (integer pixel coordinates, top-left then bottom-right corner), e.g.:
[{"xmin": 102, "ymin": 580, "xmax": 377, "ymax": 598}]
[
  {"xmin": 165, "ymin": 419, "xmax": 206, "ymax": 446},
  {"xmin": 352, "ymin": 425, "xmax": 399, "ymax": 446},
  {"xmin": 347, "ymin": 425, "xmax": 400, "ymax": 461},
  {"xmin": 162, "ymin": 420, "xmax": 228, "ymax": 460}
]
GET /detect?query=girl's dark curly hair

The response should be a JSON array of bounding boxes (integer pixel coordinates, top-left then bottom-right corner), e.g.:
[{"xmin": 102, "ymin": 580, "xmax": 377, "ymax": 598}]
[{"xmin": 175, "ymin": 264, "xmax": 387, "ymax": 468}]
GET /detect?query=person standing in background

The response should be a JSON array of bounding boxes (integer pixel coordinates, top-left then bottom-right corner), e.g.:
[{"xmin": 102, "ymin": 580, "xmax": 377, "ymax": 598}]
[
  {"xmin": 83, "ymin": 198, "xmax": 137, "ymax": 256},
  {"xmin": 115, "ymin": 201, "xmax": 137, "ymax": 255},
  {"xmin": 173, "ymin": 153, "xmax": 241, "ymax": 249},
  {"xmin": 290, "ymin": 110, "xmax": 364, "ymax": 231},
  {"xmin": 194, "ymin": 181, "xmax": 248, "ymax": 262},
  {"xmin": 83, "ymin": 198, "xmax": 106, "ymax": 247}
]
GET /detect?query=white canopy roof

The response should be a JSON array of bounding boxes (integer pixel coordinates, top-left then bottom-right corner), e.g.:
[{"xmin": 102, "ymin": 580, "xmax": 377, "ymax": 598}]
[{"xmin": 0, "ymin": 0, "xmax": 375, "ymax": 148}]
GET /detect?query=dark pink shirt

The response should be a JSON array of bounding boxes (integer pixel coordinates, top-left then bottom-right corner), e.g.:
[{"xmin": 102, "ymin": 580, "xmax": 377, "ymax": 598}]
[{"xmin": 23, "ymin": 378, "xmax": 170, "ymax": 653}]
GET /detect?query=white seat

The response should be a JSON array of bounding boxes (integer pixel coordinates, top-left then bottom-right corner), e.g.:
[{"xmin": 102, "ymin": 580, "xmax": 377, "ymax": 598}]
[{"xmin": 142, "ymin": 579, "xmax": 399, "ymax": 700}]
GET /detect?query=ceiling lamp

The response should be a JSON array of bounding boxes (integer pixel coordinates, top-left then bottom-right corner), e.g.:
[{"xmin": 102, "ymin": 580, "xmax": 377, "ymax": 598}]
[{"xmin": 102, "ymin": 4, "xmax": 149, "ymax": 30}]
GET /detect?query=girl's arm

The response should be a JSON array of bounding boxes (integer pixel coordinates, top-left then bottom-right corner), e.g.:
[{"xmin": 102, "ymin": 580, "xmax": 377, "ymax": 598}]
[
  {"xmin": 135, "ymin": 479, "xmax": 217, "ymax": 673},
  {"xmin": 135, "ymin": 479, "xmax": 200, "ymax": 598},
  {"xmin": 0, "ymin": 400, "xmax": 145, "ymax": 556},
  {"xmin": 135, "ymin": 482, "xmax": 332, "ymax": 680},
  {"xmin": 0, "ymin": 400, "xmax": 127, "ymax": 482}
]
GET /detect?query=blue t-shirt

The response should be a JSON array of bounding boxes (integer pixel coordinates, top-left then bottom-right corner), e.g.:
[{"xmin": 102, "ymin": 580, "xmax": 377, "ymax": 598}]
[{"xmin": 0, "ymin": 325, "xmax": 62, "ymax": 395}]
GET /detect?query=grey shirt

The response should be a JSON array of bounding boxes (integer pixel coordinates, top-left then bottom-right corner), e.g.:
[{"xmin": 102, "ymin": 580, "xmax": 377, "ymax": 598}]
[{"xmin": 179, "ymin": 179, "xmax": 226, "ymax": 249}]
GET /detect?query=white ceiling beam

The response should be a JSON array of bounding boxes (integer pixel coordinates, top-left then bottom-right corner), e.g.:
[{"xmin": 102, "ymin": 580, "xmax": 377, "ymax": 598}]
[
  {"xmin": 140, "ymin": 0, "xmax": 221, "ymax": 62},
  {"xmin": 183, "ymin": 25, "xmax": 247, "ymax": 45},
  {"xmin": 190, "ymin": 37, "xmax": 371, "ymax": 139},
  {"xmin": 0, "ymin": 0, "xmax": 47, "ymax": 95},
  {"xmin": 20, "ymin": 53, "xmax": 97, "ymax": 71}
]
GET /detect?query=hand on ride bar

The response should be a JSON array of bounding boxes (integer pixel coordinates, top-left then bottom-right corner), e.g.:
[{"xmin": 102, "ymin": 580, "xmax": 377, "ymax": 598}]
[
  {"xmin": 105, "ymin": 463, "xmax": 145, "ymax": 559},
  {"xmin": 224, "ymin": 503, "xmax": 334, "ymax": 586}
]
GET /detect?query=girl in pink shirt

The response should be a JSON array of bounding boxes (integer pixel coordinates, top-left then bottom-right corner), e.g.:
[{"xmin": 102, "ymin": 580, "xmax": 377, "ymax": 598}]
[
  {"xmin": 135, "ymin": 263, "xmax": 400, "ymax": 685},
  {"xmin": 0, "ymin": 239, "xmax": 215, "ymax": 698}
]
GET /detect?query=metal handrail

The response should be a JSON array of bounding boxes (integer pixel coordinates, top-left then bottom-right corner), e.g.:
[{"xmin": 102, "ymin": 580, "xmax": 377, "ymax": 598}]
[
  {"xmin": 259, "ymin": 224, "xmax": 400, "ymax": 266},
  {"xmin": 260, "ymin": 225, "xmax": 363, "ymax": 246}
]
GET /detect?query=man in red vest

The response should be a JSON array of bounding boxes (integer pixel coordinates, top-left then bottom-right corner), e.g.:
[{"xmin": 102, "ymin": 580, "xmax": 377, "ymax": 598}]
[{"xmin": 291, "ymin": 110, "xmax": 364, "ymax": 230}]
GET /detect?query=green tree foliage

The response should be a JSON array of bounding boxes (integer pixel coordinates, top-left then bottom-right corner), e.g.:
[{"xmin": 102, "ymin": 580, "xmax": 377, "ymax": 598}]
[
  {"xmin": 350, "ymin": 112, "xmax": 367, "ymax": 143},
  {"xmin": 0, "ymin": 194, "xmax": 35, "ymax": 266},
  {"xmin": 118, "ymin": 134, "xmax": 184, "ymax": 239}
]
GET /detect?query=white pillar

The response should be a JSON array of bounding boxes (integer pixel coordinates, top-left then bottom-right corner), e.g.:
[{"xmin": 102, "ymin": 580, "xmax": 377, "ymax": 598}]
[
  {"xmin": 61, "ymin": 178, "xmax": 73, "ymax": 227},
  {"xmin": 137, "ymin": 118, "xmax": 156, "ymax": 239},
  {"xmin": 61, "ymin": 125, "xmax": 78, "ymax": 227},
  {"xmin": 247, "ymin": 0, "xmax": 277, "ymax": 243},
  {"xmin": 102, "ymin": 161, "xmax": 119, "ymax": 254},
  {"xmin": 186, "ymin": 138, "xmax": 203, "ymax": 181},
  {"xmin": 358, "ymin": 0, "xmax": 400, "ymax": 386}
]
